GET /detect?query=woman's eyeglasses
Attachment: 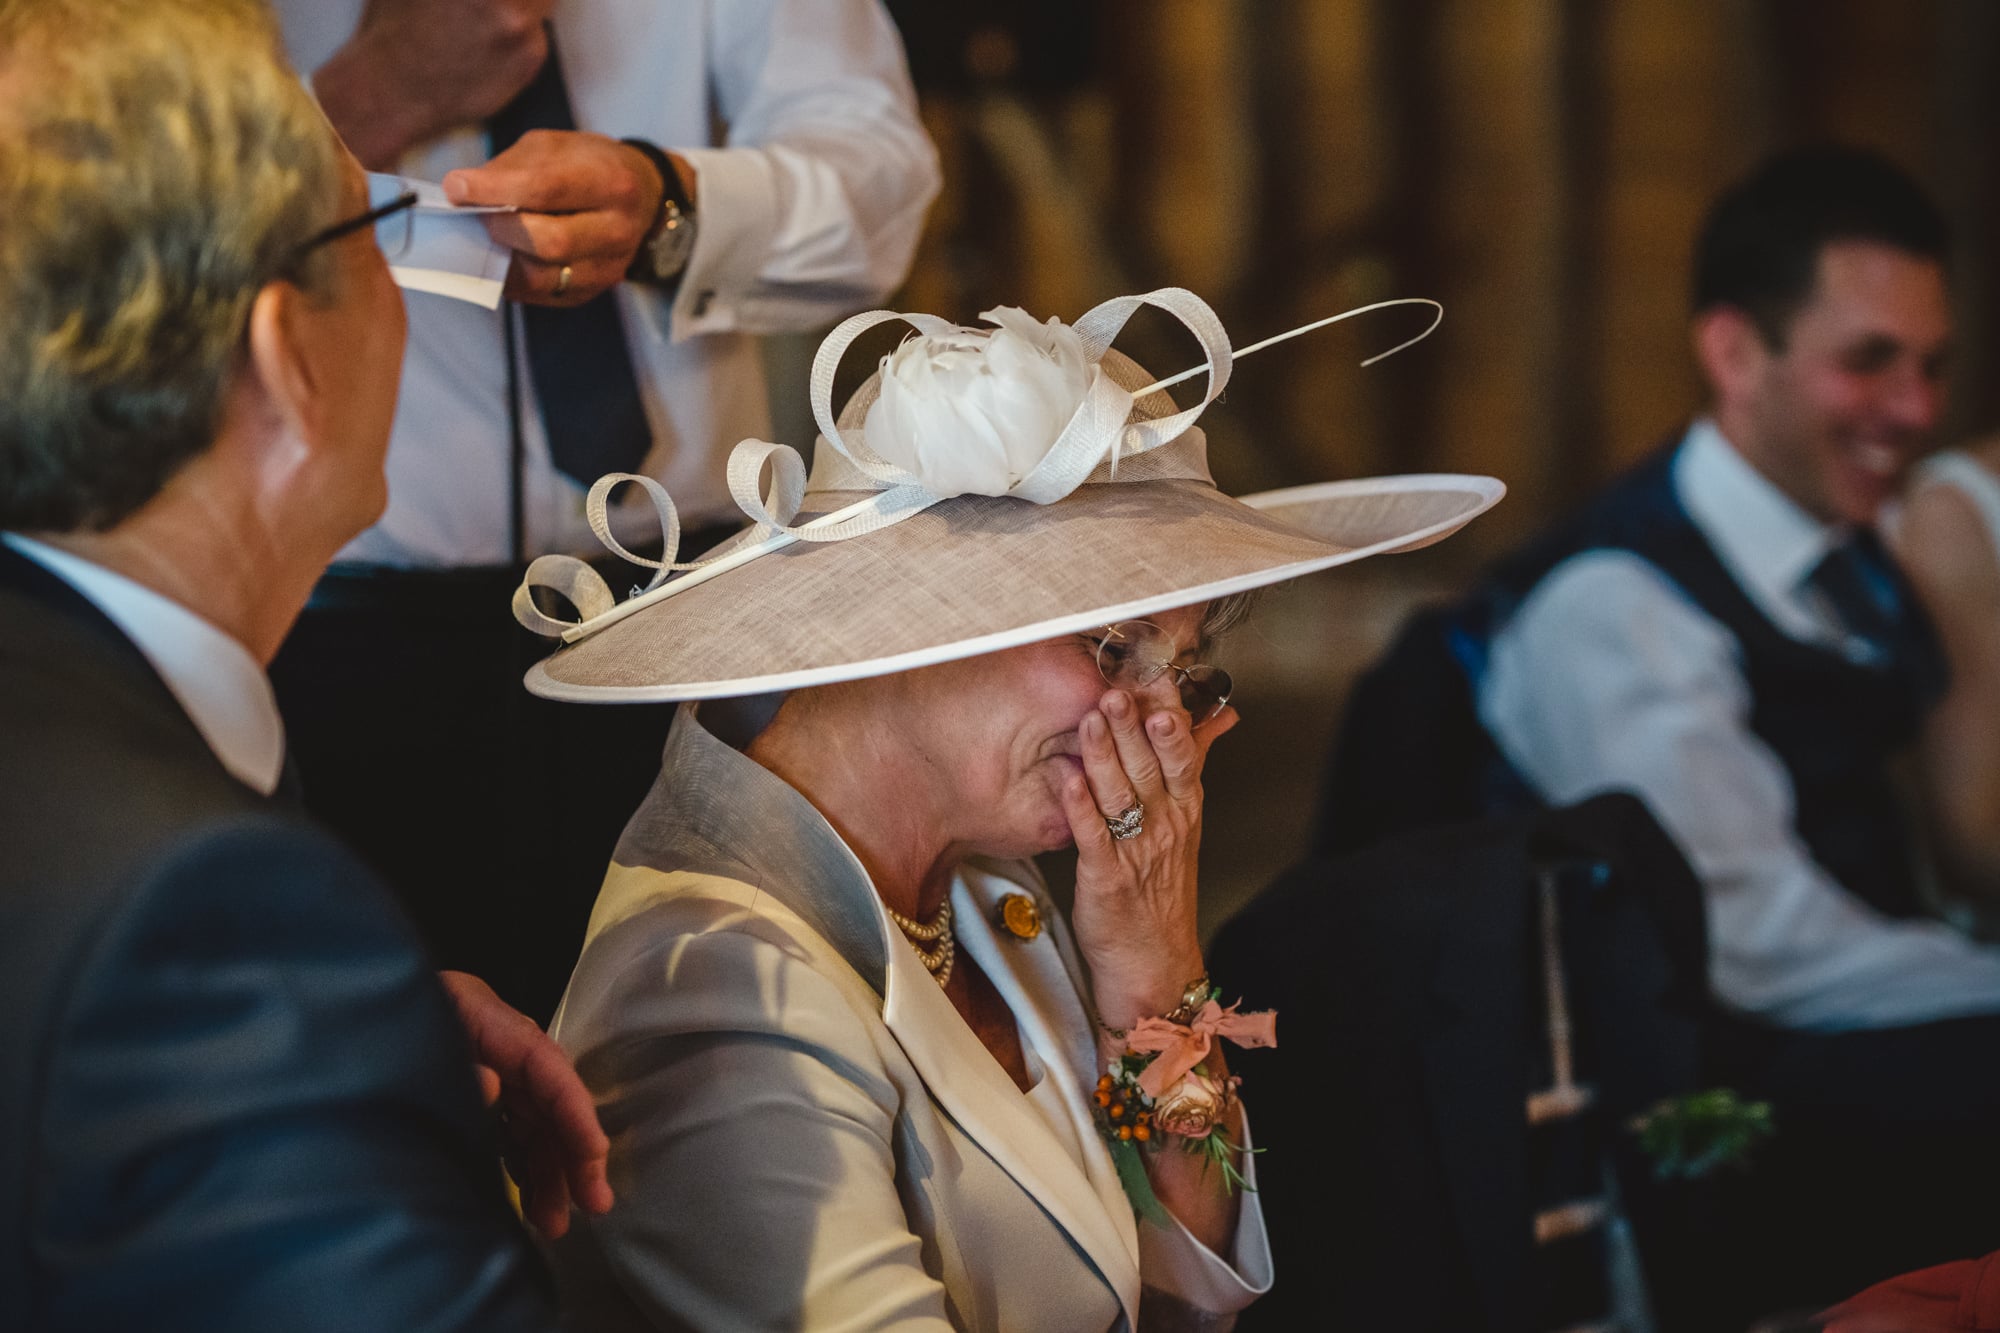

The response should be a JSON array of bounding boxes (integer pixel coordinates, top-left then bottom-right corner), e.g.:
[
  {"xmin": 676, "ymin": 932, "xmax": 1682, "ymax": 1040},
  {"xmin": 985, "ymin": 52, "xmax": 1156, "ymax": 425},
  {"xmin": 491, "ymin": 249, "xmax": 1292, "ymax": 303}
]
[{"xmin": 1087, "ymin": 620, "xmax": 1234, "ymax": 724}]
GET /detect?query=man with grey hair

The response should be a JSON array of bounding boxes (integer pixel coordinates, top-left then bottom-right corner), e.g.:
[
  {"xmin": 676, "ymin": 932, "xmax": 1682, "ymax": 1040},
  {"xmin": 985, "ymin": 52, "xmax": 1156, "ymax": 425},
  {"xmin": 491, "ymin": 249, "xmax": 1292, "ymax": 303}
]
[{"xmin": 0, "ymin": 2, "xmax": 597, "ymax": 1327}]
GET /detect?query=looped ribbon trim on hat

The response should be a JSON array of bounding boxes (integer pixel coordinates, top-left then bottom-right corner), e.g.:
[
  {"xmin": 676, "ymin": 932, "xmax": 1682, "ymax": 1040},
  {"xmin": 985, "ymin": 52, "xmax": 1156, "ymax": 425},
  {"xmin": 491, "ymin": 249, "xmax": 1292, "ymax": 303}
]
[
  {"xmin": 512, "ymin": 472, "xmax": 705, "ymax": 638},
  {"xmin": 1126, "ymin": 999, "xmax": 1278, "ymax": 1100},
  {"xmin": 514, "ymin": 286, "xmax": 1233, "ymax": 644},
  {"xmin": 512, "ymin": 289, "xmax": 1443, "ymax": 646}
]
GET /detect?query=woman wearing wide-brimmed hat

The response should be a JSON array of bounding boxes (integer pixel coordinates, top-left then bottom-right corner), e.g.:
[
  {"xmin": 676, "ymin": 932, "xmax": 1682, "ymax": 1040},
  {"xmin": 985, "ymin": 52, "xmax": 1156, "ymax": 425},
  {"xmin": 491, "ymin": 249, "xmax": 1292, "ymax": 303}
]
[{"xmin": 519, "ymin": 289, "xmax": 1502, "ymax": 1331}]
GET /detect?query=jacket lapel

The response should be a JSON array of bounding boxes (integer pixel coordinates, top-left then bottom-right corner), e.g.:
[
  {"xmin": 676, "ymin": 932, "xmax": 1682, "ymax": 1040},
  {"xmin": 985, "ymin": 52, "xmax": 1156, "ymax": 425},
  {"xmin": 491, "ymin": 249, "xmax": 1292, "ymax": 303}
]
[
  {"xmin": 951, "ymin": 865, "xmax": 1137, "ymax": 1226},
  {"xmin": 881, "ymin": 877, "xmax": 1142, "ymax": 1327}
]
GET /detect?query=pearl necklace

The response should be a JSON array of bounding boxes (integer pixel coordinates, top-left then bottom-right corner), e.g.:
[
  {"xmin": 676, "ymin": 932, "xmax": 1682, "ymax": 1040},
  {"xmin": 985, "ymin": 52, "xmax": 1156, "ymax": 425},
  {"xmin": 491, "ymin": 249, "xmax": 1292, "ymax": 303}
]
[{"xmin": 886, "ymin": 899, "xmax": 955, "ymax": 989}]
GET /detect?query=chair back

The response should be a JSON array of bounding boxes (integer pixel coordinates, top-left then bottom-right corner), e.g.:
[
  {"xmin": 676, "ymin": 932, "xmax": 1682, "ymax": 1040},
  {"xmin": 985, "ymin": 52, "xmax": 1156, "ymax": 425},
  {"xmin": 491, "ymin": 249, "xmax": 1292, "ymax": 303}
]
[
  {"xmin": 1215, "ymin": 795, "xmax": 1708, "ymax": 1333},
  {"xmin": 1314, "ymin": 605, "xmax": 1532, "ymax": 858}
]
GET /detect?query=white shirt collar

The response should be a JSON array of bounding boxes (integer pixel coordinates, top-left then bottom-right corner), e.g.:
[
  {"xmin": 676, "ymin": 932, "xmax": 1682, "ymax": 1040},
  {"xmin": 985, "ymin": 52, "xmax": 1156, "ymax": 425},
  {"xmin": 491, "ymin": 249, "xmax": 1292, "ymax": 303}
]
[
  {"xmin": 4, "ymin": 533, "xmax": 285, "ymax": 796},
  {"xmin": 1673, "ymin": 419, "xmax": 1849, "ymax": 644}
]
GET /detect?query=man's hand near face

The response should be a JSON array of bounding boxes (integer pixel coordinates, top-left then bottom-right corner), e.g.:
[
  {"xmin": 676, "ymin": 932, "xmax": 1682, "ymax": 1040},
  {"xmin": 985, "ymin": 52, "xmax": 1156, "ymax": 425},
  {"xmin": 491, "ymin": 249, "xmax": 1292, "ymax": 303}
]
[{"xmin": 312, "ymin": 0, "xmax": 556, "ymax": 170}]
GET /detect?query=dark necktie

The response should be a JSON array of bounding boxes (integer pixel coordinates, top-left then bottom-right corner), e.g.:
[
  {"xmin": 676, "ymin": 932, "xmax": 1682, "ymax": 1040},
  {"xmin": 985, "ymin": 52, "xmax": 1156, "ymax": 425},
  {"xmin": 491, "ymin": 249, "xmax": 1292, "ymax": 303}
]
[
  {"xmin": 1809, "ymin": 529, "xmax": 1946, "ymax": 698},
  {"xmin": 487, "ymin": 31, "xmax": 653, "ymax": 486}
]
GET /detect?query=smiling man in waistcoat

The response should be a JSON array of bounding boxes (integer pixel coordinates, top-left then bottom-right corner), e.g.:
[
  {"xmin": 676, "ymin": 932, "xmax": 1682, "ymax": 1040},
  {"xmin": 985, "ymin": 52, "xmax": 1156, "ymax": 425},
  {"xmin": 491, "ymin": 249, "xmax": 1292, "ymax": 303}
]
[{"xmin": 1428, "ymin": 147, "xmax": 2000, "ymax": 1314}]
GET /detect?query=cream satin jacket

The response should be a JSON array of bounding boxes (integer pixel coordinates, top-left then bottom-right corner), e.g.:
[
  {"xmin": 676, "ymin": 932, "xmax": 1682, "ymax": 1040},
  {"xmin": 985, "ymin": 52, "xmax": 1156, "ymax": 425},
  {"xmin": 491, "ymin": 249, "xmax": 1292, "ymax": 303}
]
[{"xmin": 549, "ymin": 704, "xmax": 1271, "ymax": 1331}]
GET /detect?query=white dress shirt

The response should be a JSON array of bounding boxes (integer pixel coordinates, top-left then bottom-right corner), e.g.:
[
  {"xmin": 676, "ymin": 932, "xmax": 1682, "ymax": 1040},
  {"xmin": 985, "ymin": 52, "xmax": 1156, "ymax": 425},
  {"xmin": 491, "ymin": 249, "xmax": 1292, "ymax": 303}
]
[
  {"xmin": 1480, "ymin": 421, "xmax": 2000, "ymax": 1030},
  {"xmin": 278, "ymin": 0, "xmax": 940, "ymax": 565},
  {"xmin": 3, "ymin": 534, "xmax": 284, "ymax": 796}
]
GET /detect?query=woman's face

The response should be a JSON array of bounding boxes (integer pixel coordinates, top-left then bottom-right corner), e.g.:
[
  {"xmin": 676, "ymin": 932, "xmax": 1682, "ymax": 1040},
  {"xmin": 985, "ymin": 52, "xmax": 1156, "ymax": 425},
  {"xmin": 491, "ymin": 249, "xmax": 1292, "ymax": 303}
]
[{"xmin": 880, "ymin": 603, "xmax": 1212, "ymax": 858}]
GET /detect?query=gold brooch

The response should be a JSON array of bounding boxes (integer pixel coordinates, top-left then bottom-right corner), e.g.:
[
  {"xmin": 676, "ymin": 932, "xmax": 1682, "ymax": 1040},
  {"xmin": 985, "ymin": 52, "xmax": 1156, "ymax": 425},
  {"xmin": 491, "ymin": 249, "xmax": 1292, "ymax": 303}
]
[{"xmin": 996, "ymin": 893, "xmax": 1042, "ymax": 940}]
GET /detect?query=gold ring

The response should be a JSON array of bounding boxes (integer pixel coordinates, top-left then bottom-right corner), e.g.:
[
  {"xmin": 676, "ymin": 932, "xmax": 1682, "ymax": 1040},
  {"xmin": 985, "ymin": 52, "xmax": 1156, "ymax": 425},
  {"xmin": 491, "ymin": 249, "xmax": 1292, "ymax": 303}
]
[{"xmin": 554, "ymin": 264, "xmax": 573, "ymax": 297}]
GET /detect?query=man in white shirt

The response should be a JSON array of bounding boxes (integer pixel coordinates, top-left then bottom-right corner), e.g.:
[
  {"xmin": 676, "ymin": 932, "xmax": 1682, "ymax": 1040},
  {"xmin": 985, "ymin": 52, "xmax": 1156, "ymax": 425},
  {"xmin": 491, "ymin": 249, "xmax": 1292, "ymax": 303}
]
[
  {"xmin": 1362, "ymin": 147, "xmax": 2000, "ymax": 1313},
  {"xmin": 1479, "ymin": 151, "xmax": 1987, "ymax": 1029},
  {"xmin": 266, "ymin": 0, "xmax": 941, "ymax": 1021},
  {"xmin": 0, "ymin": 3, "xmax": 607, "ymax": 1324}
]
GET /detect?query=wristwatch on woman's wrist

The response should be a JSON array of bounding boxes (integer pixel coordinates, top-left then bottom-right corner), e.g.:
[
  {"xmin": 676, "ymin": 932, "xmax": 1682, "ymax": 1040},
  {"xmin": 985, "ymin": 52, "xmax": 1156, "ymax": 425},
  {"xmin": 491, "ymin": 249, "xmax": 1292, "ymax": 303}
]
[
  {"xmin": 621, "ymin": 137, "xmax": 696, "ymax": 286},
  {"xmin": 1098, "ymin": 973, "xmax": 1213, "ymax": 1038},
  {"xmin": 1163, "ymin": 974, "xmax": 1214, "ymax": 1025}
]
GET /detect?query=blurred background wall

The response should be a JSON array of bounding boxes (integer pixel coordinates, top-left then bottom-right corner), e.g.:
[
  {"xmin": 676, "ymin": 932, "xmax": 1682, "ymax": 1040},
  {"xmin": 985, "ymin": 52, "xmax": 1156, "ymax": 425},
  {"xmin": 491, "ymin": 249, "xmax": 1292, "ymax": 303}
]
[{"xmin": 786, "ymin": 0, "xmax": 2000, "ymax": 930}]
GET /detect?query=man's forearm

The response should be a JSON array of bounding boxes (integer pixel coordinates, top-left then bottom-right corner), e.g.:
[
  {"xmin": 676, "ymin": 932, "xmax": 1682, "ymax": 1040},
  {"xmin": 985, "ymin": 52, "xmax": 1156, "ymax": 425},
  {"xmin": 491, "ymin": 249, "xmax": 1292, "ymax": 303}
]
[{"xmin": 311, "ymin": 38, "xmax": 440, "ymax": 170}]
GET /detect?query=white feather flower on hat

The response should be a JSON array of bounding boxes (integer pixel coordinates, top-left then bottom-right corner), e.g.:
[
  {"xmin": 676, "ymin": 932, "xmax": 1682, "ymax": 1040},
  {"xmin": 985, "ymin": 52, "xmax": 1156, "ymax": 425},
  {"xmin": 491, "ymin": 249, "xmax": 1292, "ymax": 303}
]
[{"xmin": 862, "ymin": 305, "xmax": 1092, "ymax": 497}]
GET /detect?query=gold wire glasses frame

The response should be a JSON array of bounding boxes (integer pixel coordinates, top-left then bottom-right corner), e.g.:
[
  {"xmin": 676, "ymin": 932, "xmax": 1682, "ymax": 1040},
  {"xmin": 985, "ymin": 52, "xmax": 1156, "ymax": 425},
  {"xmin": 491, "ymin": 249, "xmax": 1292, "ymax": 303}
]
[
  {"xmin": 289, "ymin": 190, "xmax": 419, "ymax": 266},
  {"xmin": 1088, "ymin": 621, "xmax": 1235, "ymax": 725}
]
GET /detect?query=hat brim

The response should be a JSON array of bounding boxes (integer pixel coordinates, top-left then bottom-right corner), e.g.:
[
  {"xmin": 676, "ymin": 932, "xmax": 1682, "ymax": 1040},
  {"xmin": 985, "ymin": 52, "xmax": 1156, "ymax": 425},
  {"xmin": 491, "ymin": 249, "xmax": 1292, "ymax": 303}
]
[{"xmin": 525, "ymin": 472, "xmax": 1503, "ymax": 703}]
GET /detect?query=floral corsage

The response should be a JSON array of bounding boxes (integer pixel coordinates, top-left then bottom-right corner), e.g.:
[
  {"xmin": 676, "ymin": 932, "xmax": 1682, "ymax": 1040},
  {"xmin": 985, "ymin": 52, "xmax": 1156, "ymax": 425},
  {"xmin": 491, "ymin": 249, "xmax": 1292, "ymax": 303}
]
[{"xmin": 1093, "ymin": 982, "xmax": 1276, "ymax": 1223}]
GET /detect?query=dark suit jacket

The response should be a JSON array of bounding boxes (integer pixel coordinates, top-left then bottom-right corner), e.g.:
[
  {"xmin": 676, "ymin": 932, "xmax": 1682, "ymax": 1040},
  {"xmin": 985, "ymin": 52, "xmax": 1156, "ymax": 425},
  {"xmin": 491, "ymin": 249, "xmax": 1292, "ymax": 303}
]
[
  {"xmin": 0, "ymin": 544, "xmax": 554, "ymax": 1332},
  {"xmin": 1212, "ymin": 794, "xmax": 1709, "ymax": 1333}
]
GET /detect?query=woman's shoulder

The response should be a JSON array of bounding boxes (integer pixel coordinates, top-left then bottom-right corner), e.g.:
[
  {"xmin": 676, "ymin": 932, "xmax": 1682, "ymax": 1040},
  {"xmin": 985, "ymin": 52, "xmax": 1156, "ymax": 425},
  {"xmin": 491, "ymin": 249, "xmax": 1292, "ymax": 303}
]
[
  {"xmin": 1911, "ymin": 444, "xmax": 2000, "ymax": 518},
  {"xmin": 565, "ymin": 864, "xmax": 818, "ymax": 967},
  {"xmin": 1897, "ymin": 451, "xmax": 2000, "ymax": 597},
  {"xmin": 555, "ymin": 862, "xmax": 888, "ymax": 1062}
]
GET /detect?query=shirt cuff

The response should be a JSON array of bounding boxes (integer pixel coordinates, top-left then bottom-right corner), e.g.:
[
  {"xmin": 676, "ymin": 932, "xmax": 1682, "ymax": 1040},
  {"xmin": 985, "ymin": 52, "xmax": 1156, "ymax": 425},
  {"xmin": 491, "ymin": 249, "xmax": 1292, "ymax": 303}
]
[
  {"xmin": 1134, "ymin": 1107, "xmax": 1275, "ymax": 1314},
  {"xmin": 666, "ymin": 146, "xmax": 779, "ymax": 340}
]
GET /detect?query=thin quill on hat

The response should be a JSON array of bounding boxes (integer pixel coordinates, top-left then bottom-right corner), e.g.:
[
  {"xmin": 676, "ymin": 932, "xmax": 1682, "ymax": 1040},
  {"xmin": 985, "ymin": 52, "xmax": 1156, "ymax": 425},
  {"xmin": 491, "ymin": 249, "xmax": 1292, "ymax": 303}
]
[{"xmin": 554, "ymin": 297, "xmax": 1444, "ymax": 647}]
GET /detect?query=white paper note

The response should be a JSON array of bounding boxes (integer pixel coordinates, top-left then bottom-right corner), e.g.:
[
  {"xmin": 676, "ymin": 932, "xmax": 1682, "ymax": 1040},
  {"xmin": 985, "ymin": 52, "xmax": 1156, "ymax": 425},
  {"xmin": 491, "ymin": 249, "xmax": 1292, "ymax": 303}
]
[{"xmin": 367, "ymin": 172, "xmax": 513, "ymax": 310}]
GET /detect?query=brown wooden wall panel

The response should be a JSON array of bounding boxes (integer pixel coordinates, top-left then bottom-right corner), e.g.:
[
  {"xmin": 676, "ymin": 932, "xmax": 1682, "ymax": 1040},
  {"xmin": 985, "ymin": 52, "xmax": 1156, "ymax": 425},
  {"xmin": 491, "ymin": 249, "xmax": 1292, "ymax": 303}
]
[
  {"xmin": 1934, "ymin": 0, "xmax": 2000, "ymax": 439},
  {"xmin": 1413, "ymin": 0, "xmax": 1571, "ymax": 545},
  {"xmin": 1108, "ymin": 0, "xmax": 1255, "ymax": 299},
  {"xmin": 1768, "ymin": 0, "xmax": 1939, "ymax": 164},
  {"xmin": 877, "ymin": 0, "xmax": 2000, "ymax": 549},
  {"xmin": 1233, "ymin": 0, "xmax": 1396, "ymax": 491},
  {"xmin": 1586, "ymin": 1, "xmax": 1770, "ymax": 481}
]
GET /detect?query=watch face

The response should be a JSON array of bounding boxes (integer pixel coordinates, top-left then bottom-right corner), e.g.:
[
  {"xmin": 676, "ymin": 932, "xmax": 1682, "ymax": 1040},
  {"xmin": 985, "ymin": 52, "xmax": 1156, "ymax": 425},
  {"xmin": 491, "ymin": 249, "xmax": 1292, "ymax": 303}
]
[{"xmin": 649, "ymin": 202, "xmax": 696, "ymax": 279}]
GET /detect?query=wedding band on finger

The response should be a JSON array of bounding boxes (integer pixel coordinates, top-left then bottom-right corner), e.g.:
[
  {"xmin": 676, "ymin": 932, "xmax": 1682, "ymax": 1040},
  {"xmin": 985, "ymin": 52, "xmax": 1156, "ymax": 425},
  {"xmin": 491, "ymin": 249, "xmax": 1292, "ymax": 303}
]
[
  {"xmin": 554, "ymin": 264, "xmax": 574, "ymax": 297},
  {"xmin": 1105, "ymin": 803, "xmax": 1146, "ymax": 841}
]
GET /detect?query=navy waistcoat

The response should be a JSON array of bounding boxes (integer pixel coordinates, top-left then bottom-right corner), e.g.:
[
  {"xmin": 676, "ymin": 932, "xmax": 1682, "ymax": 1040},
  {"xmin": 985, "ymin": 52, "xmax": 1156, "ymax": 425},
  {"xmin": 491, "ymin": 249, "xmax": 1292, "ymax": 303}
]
[{"xmin": 1446, "ymin": 442, "xmax": 1944, "ymax": 920}]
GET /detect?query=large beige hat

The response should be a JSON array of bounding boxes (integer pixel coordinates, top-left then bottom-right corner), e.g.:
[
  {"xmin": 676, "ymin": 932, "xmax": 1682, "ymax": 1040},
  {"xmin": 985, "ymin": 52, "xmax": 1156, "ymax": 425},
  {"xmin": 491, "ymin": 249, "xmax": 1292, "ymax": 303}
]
[{"xmin": 514, "ymin": 289, "xmax": 1503, "ymax": 703}]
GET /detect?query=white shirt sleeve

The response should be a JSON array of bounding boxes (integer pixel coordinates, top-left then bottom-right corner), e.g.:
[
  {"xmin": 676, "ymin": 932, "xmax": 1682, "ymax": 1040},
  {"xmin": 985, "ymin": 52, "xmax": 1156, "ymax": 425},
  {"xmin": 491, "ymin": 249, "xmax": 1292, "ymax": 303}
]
[
  {"xmin": 671, "ymin": 0, "xmax": 941, "ymax": 339},
  {"xmin": 1480, "ymin": 550, "xmax": 2000, "ymax": 1030},
  {"xmin": 1134, "ymin": 1107, "xmax": 1274, "ymax": 1318}
]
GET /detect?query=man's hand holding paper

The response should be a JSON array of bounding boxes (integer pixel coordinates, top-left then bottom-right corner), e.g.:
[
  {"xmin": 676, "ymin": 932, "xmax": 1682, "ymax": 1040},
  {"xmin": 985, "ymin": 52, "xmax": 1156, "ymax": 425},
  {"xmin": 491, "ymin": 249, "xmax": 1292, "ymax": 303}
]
[{"xmin": 443, "ymin": 132, "xmax": 677, "ymax": 307}]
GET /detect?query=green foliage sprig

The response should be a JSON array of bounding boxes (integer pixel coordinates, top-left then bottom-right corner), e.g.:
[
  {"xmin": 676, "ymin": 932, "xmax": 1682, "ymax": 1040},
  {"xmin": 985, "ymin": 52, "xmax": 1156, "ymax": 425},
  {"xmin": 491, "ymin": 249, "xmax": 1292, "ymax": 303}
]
[
  {"xmin": 1096, "ymin": 1051, "xmax": 1261, "ymax": 1223},
  {"xmin": 1629, "ymin": 1088, "xmax": 1774, "ymax": 1180}
]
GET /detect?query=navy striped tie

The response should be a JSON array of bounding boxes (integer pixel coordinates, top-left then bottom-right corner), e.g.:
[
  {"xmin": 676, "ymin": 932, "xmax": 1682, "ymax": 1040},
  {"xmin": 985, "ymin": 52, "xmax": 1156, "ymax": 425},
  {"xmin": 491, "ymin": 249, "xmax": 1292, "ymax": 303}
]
[
  {"xmin": 487, "ymin": 31, "xmax": 653, "ymax": 485},
  {"xmin": 1810, "ymin": 529, "xmax": 1947, "ymax": 701}
]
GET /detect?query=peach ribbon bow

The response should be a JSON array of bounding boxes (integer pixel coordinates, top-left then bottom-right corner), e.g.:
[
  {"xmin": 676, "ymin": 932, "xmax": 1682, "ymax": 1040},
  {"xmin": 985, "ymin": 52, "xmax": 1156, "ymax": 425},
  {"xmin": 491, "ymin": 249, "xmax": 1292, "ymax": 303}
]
[{"xmin": 1126, "ymin": 1000, "xmax": 1278, "ymax": 1099}]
